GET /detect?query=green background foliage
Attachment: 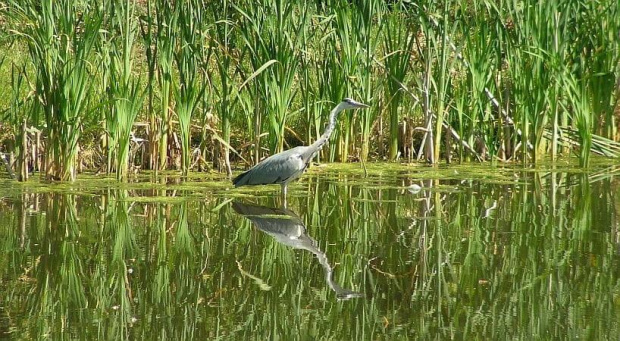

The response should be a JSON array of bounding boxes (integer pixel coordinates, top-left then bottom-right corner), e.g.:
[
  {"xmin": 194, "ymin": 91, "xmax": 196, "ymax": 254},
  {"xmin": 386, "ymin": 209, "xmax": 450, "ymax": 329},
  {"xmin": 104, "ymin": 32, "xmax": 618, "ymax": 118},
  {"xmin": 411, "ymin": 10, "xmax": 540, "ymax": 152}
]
[{"xmin": 0, "ymin": 0, "xmax": 619, "ymax": 181}]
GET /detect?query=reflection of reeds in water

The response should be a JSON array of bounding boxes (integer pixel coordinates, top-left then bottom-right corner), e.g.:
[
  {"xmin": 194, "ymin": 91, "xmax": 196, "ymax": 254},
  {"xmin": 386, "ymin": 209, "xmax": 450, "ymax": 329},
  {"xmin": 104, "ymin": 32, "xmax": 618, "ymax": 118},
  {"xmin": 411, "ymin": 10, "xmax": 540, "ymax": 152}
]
[
  {"xmin": 1, "ymin": 169, "xmax": 620, "ymax": 338},
  {"xmin": 232, "ymin": 201, "xmax": 364, "ymax": 300},
  {"xmin": 33, "ymin": 193, "xmax": 87, "ymax": 335}
]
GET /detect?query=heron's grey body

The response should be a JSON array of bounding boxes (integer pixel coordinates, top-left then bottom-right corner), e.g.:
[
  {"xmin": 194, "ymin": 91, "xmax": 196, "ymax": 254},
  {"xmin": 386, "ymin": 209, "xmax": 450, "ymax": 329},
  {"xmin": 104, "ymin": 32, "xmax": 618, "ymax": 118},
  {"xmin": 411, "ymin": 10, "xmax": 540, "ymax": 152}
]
[
  {"xmin": 232, "ymin": 145, "xmax": 313, "ymax": 189},
  {"xmin": 233, "ymin": 98, "xmax": 369, "ymax": 205}
]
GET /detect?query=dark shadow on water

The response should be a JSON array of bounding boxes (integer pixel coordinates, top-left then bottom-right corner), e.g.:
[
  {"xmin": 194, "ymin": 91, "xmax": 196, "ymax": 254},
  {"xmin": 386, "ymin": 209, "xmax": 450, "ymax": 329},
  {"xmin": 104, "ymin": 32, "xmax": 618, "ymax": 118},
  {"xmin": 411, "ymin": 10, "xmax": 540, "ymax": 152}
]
[{"xmin": 232, "ymin": 201, "xmax": 364, "ymax": 300}]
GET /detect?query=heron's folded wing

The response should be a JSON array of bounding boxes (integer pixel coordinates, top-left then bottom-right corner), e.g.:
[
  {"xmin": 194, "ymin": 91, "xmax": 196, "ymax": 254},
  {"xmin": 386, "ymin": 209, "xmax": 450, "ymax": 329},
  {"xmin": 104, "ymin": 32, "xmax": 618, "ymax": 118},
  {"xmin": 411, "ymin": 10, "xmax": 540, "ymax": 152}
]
[{"xmin": 233, "ymin": 149, "xmax": 305, "ymax": 186}]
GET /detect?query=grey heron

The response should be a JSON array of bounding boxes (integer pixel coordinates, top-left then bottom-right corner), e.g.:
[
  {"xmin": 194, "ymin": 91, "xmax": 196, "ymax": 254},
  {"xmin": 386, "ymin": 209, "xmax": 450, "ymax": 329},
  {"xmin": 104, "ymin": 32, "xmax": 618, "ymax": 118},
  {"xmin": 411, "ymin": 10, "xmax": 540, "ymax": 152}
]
[
  {"xmin": 232, "ymin": 201, "xmax": 364, "ymax": 300},
  {"xmin": 232, "ymin": 98, "xmax": 369, "ymax": 205}
]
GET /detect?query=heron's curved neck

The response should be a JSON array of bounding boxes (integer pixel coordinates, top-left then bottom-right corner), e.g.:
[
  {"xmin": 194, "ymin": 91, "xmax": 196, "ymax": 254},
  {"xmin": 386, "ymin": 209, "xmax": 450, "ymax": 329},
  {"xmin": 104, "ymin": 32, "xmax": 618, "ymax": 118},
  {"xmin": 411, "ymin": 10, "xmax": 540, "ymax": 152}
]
[{"xmin": 309, "ymin": 103, "xmax": 345, "ymax": 152}]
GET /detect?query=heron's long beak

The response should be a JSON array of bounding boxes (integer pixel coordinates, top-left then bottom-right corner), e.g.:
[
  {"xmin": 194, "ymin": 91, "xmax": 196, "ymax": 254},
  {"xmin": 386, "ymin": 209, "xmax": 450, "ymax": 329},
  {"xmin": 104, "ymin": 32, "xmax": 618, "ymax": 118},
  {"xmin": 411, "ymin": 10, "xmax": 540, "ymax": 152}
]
[{"xmin": 351, "ymin": 100, "xmax": 370, "ymax": 109}]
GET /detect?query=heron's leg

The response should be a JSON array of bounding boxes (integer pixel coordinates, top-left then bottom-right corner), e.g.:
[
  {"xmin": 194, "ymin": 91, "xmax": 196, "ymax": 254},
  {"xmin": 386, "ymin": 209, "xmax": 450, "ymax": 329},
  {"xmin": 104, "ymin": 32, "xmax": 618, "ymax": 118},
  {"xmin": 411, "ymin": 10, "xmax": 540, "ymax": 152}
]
[{"xmin": 281, "ymin": 183, "xmax": 288, "ymax": 208}]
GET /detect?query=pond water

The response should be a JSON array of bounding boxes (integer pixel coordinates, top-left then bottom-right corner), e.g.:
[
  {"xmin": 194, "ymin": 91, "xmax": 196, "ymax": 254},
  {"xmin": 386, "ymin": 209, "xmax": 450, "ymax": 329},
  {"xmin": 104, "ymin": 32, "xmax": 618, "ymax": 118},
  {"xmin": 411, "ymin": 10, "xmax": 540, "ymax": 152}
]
[{"xmin": 1, "ymin": 162, "xmax": 620, "ymax": 339}]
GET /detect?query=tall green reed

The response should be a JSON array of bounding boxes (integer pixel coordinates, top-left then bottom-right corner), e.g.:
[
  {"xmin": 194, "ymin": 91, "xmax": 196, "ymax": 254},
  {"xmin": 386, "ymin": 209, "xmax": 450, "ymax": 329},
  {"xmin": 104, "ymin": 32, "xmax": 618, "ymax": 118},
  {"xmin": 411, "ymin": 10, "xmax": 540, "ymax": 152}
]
[
  {"xmin": 432, "ymin": 1, "xmax": 453, "ymax": 164},
  {"xmin": 315, "ymin": 36, "xmax": 347, "ymax": 162},
  {"xmin": 327, "ymin": 0, "xmax": 356, "ymax": 162},
  {"xmin": 579, "ymin": 2, "xmax": 619, "ymax": 146},
  {"xmin": 209, "ymin": 0, "xmax": 281, "ymax": 173},
  {"xmin": 383, "ymin": 4, "xmax": 416, "ymax": 161},
  {"xmin": 353, "ymin": 0, "xmax": 381, "ymax": 163},
  {"xmin": 572, "ymin": 1, "xmax": 619, "ymax": 141},
  {"xmin": 9, "ymin": 63, "xmax": 28, "ymax": 181},
  {"xmin": 7, "ymin": 0, "xmax": 101, "ymax": 180},
  {"xmin": 106, "ymin": 0, "xmax": 143, "ymax": 180},
  {"xmin": 236, "ymin": 0, "xmax": 308, "ymax": 155},
  {"xmin": 138, "ymin": 0, "xmax": 159, "ymax": 171},
  {"xmin": 298, "ymin": 17, "xmax": 315, "ymax": 157},
  {"xmin": 175, "ymin": 0, "xmax": 207, "ymax": 176},
  {"xmin": 327, "ymin": 0, "xmax": 380, "ymax": 162},
  {"xmin": 210, "ymin": 0, "xmax": 238, "ymax": 175},
  {"xmin": 562, "ymin": 70, "xmax": 592, "ymax": 167},
  {"xmin": 154, "ymin": 0, "xmax": 177, "ymax": 170},
  {"xmin": 499, "ymin": 0, "xmax": 618, "ymax": 163},
  {"xmin": 416, "ymin": 1, "xmax": 456, "ymax": 164},
  {"xmin": 456, "ymin": 1, "xmax": 500, "ymax": 161}
]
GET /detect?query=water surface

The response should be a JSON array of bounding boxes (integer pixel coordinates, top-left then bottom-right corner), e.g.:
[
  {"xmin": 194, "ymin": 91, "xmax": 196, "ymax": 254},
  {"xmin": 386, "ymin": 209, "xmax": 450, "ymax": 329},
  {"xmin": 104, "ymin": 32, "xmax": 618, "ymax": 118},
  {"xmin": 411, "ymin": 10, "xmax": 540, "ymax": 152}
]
[{"xmin": 1, "ymin": 162, "xmax": 619, "ymax": 339}]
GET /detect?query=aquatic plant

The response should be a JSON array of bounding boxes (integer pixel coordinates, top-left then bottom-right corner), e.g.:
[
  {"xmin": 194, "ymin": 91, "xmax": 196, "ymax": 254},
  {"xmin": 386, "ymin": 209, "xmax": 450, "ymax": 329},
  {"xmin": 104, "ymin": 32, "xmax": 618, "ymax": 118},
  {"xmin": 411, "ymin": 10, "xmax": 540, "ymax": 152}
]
[
  {"xmin": 6, "ymin": 0, "xmax": 101, "ymax": 180},
  {"xmin": 174, "ymin": 0, "xmax": 208, "ymax": 176},
  {"xmin": 1, "ymin": 0, "xmax": 618, "ymax": 180},
  {"xmin": 105, "ymin": 0, "xmax": 144, "ymax": 180}
]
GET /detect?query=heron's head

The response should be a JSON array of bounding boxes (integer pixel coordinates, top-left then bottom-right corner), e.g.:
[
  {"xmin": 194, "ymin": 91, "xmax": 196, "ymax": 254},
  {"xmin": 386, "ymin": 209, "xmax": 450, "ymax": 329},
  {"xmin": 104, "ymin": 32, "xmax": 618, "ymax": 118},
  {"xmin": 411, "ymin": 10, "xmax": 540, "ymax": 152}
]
[{"xmin": 340, "ymin": 98, "xmax": 370, "ymax": 110}]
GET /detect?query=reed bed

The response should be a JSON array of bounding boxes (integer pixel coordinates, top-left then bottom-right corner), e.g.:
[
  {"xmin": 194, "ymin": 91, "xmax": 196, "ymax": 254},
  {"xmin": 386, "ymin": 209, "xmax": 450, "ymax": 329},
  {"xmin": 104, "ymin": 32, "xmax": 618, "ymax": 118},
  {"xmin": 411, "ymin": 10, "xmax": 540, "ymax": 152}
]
[{"xmin": 1, "ymin": 0, "xmax": 618, "ymax": 181}]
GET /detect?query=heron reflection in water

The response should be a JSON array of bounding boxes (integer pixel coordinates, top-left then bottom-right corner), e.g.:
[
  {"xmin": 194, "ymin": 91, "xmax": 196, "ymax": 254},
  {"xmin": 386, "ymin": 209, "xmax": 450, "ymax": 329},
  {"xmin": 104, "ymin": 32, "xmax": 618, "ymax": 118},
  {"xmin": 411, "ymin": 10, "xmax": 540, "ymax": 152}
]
[{"xmin": 232, "ymin": 201, "xmax": 364, "ymax": 300}]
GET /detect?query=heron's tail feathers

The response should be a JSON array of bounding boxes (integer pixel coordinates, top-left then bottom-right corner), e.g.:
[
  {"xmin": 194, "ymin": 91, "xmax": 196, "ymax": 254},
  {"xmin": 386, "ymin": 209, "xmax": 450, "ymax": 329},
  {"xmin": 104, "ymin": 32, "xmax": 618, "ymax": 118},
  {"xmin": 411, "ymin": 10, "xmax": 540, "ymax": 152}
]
[{"xmin": 232, "ymin": 169, "xmax": 251, "ymax": 187}]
